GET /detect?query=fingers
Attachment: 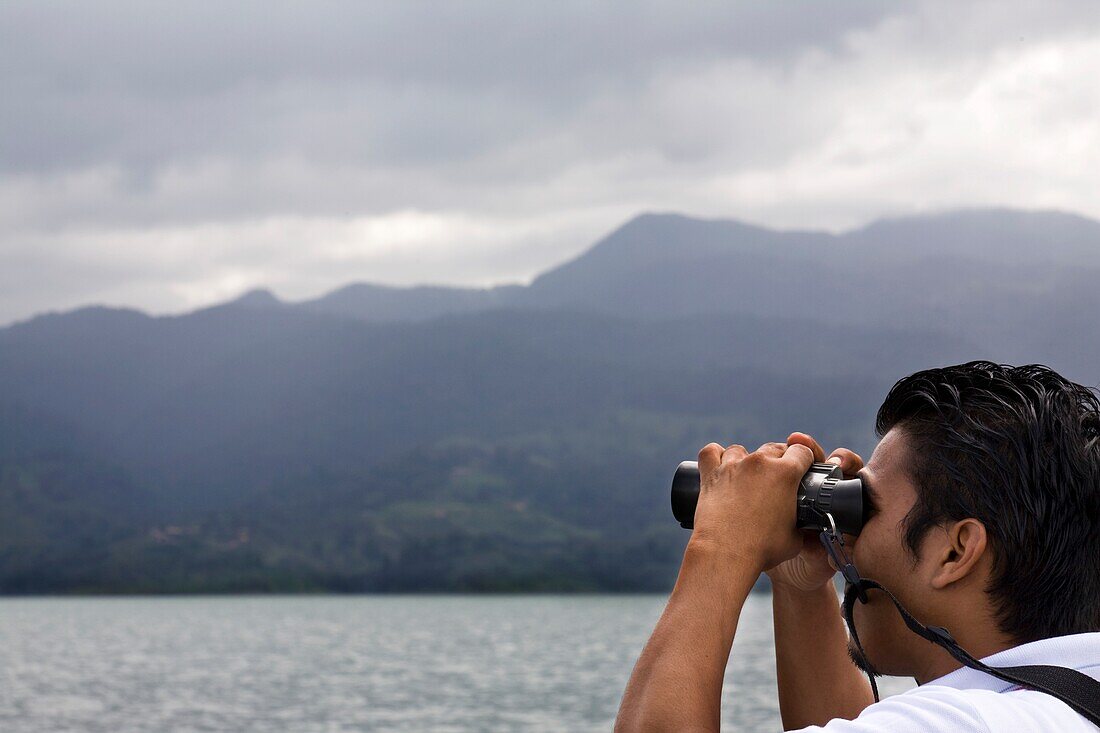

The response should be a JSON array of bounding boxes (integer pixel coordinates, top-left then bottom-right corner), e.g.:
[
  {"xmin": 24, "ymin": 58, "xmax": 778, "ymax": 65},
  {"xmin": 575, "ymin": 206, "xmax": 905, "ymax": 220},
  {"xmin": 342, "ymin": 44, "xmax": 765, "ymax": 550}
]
[
  {"xmin": 723, "ymin": 443, "xmax": 748, "ymax": 462},
  {"xmin": 789, "ymin": 432, "xmax": 864, "ymax": 478},
  {"xmin": 702, "ymin": 439, "xmax": 837, "ymax": 477},
  {"xmin": 826, "ymin": 447, "xmax": 864, "ymax": 478},
  {"xmin": 698, "ymin": 442, "xmax": 755, "ymax": 478},
  {"xmin": 781, "ymin": 442, "xmax": 815, "ymax": 475},
  {"xmin": 698, "ymin": 442, "xmax": 724, "ymax": 476},
  {"xmin": 787, "ymin": 432, "xmax": 825, "ymax": 462},
  {"xmin": 755, "ymin": 441, "xmax": 787, "ymax": 458}
]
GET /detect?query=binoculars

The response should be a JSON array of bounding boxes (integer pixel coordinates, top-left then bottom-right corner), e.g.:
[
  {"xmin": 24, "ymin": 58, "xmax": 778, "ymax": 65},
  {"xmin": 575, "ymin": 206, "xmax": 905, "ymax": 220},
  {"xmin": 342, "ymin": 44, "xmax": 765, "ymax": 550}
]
[{"xmin": 671, "ymin": 461, "xmax": 867, "ymax": 536}]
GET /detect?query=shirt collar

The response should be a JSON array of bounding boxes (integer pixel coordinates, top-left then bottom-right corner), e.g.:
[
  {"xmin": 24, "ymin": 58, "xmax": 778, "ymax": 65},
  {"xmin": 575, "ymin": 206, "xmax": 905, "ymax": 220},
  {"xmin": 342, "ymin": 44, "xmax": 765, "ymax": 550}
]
[{"xmin": 923, "ymin": 632, "xmax": 1100, "ymax": 692}]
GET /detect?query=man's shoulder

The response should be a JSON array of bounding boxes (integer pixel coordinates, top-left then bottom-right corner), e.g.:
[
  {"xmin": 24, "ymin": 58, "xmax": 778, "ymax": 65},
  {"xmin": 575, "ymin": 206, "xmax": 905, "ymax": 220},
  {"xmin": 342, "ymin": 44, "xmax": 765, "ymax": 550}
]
[
  {"xmin": 793, "ymin": 635, "xmax": 1100, "ymax": 732},
  {"xmin": 791, "ymin": 685, "xmax": 991, "ymax": 732},
  {"xmin": 912, "ymin": 683, "xmax": 1098, "ymax": 732},
  {"xmin": 794, "ymin": 682, "xmax": 1100, "ymax": 732}
]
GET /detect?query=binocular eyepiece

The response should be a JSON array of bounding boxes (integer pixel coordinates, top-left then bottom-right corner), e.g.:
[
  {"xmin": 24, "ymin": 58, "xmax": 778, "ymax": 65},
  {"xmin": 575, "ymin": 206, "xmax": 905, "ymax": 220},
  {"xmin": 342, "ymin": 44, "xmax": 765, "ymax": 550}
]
[{"xmin": 671, "ymin": 461, "xmax": 867, "ymax": 536}]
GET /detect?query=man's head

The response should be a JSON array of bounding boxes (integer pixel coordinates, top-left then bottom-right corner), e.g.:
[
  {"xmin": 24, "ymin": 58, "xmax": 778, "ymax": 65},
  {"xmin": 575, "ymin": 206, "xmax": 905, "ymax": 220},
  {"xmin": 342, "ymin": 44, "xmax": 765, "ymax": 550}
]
[{"xmin": 848, "ymin": 361, "xmax": 1100, "ymax": 680}]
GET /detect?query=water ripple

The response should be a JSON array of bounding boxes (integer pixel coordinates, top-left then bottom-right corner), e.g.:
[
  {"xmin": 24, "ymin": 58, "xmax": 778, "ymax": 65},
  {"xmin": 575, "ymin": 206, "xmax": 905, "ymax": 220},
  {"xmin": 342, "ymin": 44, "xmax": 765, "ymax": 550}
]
[{"xmin": 0, "ymin": 595, "xmax": 914, "ymax": 732}]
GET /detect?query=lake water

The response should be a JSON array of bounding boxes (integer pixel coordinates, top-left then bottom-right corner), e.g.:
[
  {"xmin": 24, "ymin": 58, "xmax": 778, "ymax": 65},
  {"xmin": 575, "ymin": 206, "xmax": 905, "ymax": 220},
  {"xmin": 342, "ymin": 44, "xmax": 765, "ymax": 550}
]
[{"xmin": 0, "ymin": 595, "xmax": 915, "ymax": 732}]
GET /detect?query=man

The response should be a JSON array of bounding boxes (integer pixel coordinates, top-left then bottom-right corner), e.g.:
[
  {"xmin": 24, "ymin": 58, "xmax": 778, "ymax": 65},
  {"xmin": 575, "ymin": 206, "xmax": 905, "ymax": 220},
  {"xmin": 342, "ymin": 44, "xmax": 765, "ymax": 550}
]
[{"xmin": 616, "ymin": 362, "xmax": 1100, "ymax": 731}]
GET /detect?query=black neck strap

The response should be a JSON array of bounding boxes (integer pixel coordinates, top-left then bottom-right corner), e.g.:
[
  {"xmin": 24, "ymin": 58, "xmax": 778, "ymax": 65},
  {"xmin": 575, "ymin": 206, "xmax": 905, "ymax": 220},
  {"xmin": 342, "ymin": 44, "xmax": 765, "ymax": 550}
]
[{"xmin": 835, "ymin": 562, "xmax": 1100, "ymax": 724}]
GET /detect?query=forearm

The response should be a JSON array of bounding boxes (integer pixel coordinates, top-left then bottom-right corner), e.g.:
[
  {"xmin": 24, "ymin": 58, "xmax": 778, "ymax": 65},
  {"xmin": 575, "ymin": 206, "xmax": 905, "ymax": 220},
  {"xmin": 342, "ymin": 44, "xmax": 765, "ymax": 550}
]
[
  {"xmin": 616, "ymin": 543, "xmax": 758, "ymax": 732},
  {"xmin": 772, "ymin": 583, "xmax": 873, "ymax": 730}
]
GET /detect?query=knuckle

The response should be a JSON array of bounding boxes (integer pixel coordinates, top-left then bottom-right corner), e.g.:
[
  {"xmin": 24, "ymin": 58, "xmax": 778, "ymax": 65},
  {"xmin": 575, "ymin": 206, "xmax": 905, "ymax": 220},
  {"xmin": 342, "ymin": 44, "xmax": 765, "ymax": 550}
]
[
  {"xmin": 698, "ymin": 443, "xmax": 723, "ymax": 460},
  {"xmin": 741, "ymin": 452, "xmax": 766, "ymax": 469},
  {"xmin": 783, "ymin": 459, "xmax": 805, "ymax": 477},
  {"xmin": 784, "ymin": 448, "xmax": 811, "ymax": 470}
]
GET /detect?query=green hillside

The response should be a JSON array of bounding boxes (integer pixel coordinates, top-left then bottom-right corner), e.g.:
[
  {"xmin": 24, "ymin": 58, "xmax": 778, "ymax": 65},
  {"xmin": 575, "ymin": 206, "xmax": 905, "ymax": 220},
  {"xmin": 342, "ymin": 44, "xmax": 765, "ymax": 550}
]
[{"xmin": 0, "ymin": 209, "xmax": 1096, "ymax": 592}]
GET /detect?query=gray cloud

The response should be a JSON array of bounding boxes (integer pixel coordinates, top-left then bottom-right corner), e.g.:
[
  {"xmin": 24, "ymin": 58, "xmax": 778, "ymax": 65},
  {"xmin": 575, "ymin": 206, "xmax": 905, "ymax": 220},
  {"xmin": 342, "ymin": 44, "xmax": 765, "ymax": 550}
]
[
  {"xmin": 1, "ymin": 2, "xmax": 890, "ymax": 174},
  {"xmin": 2, "ymin": 0, "xmax": 1100, "ymax": 323}
]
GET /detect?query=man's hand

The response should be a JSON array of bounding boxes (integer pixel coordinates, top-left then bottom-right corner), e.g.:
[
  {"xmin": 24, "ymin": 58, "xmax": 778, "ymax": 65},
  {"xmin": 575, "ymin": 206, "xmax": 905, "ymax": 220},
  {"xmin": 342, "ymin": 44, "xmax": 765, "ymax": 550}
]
[
  {"xmin": 616, "ymin": 433, "xmax": 865, "ymax": 732},
  {"xmin": 766, "ymin": 432, "xmax": 864, "ymax": 593},
  {"xmin": 689, "ymin": 438, "xmax": 815, "ymax": 575},
  {"xmin": 616, "ymin": 437, "xmax": 813, "ymax": 732},
  {"xmin": 767, "ymin": 432, "xmax": 874, "ymax": 730}
]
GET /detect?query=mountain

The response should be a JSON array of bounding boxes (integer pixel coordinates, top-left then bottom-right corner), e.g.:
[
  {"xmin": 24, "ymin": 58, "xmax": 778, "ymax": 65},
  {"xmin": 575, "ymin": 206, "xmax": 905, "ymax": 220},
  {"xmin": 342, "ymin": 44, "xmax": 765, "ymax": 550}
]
[
  {"xmin": 0, "ymin": 207, "xmax": 1096, "ymax": 592},
  {"xmin": 302, "ymin": 282, "xmax": 523, "ymax": 322},
  {"xmin": 517, "ymin": 209, "xmax": 1100, "ymax": 378},
  {"xmin": 0, "ymin": 403, "xmax": 155, "ymax": 591},
  {"xmin": 261, "ymin": 208, "xmax": 1100, "ymax": 380}
]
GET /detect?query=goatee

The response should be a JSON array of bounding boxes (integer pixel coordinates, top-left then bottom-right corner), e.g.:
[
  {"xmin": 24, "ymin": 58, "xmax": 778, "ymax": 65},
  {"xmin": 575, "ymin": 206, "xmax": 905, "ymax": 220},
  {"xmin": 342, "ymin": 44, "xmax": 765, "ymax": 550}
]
[{"xmin": 847, "ymin": 638, "xmax": 882, "ymax": 678}]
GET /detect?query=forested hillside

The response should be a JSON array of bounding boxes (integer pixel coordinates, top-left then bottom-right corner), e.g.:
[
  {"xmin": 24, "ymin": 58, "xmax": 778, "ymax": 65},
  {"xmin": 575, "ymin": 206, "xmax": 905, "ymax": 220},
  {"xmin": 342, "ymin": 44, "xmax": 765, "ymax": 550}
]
[{"xmin": 0, "ymin": 208, "xmax": 1095, "ymax": 592}]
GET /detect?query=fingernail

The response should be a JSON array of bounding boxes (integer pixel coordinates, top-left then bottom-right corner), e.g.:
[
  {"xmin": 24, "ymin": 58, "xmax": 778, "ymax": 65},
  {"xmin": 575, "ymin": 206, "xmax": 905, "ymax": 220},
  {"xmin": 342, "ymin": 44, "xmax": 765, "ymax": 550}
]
[{"xmin": 827, "ymin": 456, "xmax": 842, "ymax": 464}]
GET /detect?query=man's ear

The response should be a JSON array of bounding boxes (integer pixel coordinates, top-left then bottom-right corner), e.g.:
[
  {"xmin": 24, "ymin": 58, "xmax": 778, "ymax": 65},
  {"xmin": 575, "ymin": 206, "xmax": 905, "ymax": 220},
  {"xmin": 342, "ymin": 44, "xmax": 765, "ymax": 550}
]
[{"xmin": 930, "ymin": 518, "xmax": 988, "ymax": 589}]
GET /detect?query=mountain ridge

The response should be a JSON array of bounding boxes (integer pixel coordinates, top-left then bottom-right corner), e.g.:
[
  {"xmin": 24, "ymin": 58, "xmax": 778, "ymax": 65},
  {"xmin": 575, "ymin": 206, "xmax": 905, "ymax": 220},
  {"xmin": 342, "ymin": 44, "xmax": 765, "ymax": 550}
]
[
  {"xmin": 10, "ymin": 206, "xmax": 1099, "ymax": 331},
  {"xmin": 0, "ymin": 206, "xmax": 1097, "ymax": 592}
]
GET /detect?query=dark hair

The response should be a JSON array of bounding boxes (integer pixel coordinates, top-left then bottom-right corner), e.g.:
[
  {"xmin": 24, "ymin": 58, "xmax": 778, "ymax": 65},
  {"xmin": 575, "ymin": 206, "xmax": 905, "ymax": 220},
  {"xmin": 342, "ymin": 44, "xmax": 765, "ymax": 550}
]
[{"xmin": 875, "ymin": 361, "xmax": 1100, "ymax": 642}]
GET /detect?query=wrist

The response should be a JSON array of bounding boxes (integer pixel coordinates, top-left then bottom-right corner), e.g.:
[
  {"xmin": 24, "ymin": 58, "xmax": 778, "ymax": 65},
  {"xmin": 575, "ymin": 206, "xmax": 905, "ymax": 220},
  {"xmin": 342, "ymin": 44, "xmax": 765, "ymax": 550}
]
[
  {"xmin": 672, "ymin": 541, "xmax": 758, "ymax": 636},
  {"xmin": 685, "ymin": 530, "xmax": 765, "ymax": 572},
  {"xmin": 679, "ymin": 538, "xmax": 761, "ymax": 594},
  {"xmin": 771, "ymin": 578, "xmax": 839, "ymax": 606}
]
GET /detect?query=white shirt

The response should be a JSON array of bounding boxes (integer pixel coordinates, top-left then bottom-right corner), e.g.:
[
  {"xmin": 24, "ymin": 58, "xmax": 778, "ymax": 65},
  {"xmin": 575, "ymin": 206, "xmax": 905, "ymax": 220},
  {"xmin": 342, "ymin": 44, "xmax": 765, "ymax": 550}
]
[{"xmin": 796, "ymin": 632, "xmax": 1100, "ymax": 732}]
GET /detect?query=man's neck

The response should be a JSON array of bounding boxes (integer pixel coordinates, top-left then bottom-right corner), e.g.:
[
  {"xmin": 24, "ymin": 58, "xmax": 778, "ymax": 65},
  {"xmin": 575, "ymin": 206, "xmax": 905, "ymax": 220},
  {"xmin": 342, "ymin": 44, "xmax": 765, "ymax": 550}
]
[{"xmin": 913, "ymin": 628, "xmax": 1021, "ymax": 684}]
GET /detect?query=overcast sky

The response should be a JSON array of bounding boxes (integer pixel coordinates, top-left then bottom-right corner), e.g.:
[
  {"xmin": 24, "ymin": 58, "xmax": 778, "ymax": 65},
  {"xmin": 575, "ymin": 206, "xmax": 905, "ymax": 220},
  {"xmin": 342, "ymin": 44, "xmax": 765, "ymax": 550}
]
[{"xmin": 2, "ymin": 1, "xmax": 1099, "ymax": 324}]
